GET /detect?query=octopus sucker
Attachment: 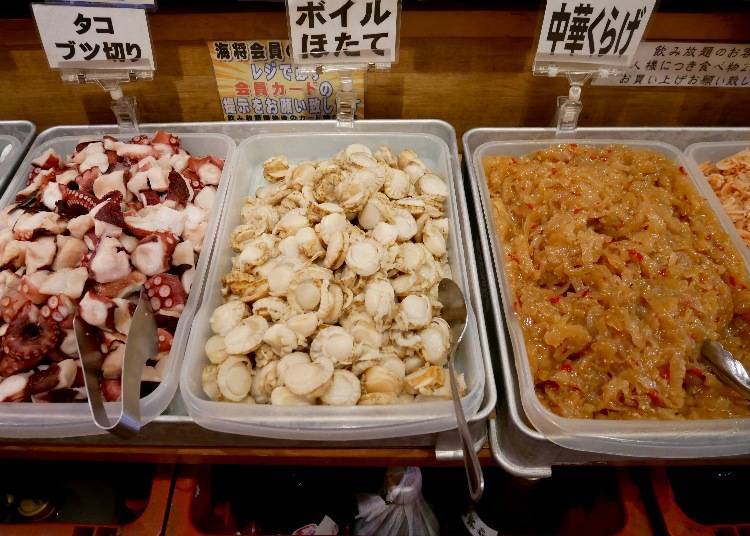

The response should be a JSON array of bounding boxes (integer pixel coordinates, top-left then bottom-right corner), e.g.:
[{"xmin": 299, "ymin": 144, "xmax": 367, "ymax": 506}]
[
  {"xmin": 144, "ymin": 273, "xmax": 186, "ymax": 313},
  {"xmin": 61, "ymin": 184, "xmax": 98, "ymax": 215},
  {"xmin": 3, "ymin": 303, "xmax": 59, "ymax": 362}
]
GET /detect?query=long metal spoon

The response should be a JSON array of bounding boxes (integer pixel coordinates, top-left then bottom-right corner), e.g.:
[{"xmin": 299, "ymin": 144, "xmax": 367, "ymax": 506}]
[
  {"xmin": 701, "ymin": 341, "xmax": 750, "ymax": 400},
  {"xmin": 438, "ymin": 278, "xmax": 485, "ymax": 503}
]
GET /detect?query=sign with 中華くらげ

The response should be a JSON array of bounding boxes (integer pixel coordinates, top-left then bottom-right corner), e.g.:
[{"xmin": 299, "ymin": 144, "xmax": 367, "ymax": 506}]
[{"xmin": 535, "ymin": 0, "xmax": 655, "ymax": 71}]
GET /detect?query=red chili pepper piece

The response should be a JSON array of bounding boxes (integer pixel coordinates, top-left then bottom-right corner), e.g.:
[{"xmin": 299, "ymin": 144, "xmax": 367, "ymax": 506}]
[
  {"xmin": 686, "ymin": 367, "xmax": 706, "ymax": 381},
  {"xmin": 561, "ymin": 361, "xmax": 572, "ymax": 372},
  {"xmin": 628, "ymin": 249, "xmax": 644, "ymax": 262},
  {"xmin": 538, "ymin": 380, "xmax": 559, "ymax": 391},
  {"xmin": 548, "ymin": 295, "xmax": 560, "ymax": 304},
  {"xmin": 727, "ymin": 275, "xmax": 746, "ymax": 289},
  {"xmin": 659, "ymin": 364, "xmax": 670, "ymax": 380},
  {"xmin": 647, "ymin": 390, "xmax": 664, "ymax": 407}
]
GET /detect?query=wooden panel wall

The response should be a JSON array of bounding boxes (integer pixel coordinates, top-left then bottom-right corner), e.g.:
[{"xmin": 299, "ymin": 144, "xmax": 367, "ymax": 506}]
[{"xmin": 0, "ymin": 9, "xmax": 749, "ymax": 138}]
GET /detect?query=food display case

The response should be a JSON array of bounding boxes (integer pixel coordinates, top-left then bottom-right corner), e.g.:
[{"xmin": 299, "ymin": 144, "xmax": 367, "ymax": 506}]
[
  {"xmin": 464, "ymin": 127, "xmax": 750, "ymax": 478},
  {"xmin": 0, "ymin": 120, "xmax": 496, "ymax": 459},
  {"xmin": 0, "ymin": 129, "xmax": 236, "ymax": 438},
  {"xmin": 2, "ymin": 0, "xmax": 750, "ymax": 532}
]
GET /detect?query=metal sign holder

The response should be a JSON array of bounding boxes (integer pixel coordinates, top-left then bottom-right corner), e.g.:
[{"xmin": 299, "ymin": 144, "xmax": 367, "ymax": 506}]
[
  {"xmin": 534, "ymin": 61, "xmax": 619, "ymax": 134},
  {"xmin": 61, "ymin": 68, "xmax": 153, "ymax": 131},
  {"xmin": 35, "ymin": 1, "xmax": 156, "ymax": 131}
]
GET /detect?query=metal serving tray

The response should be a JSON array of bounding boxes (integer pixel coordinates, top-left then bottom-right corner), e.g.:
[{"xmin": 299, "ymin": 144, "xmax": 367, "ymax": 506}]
[
  {"xmin": 182, "ymin": 131, "xmax": 485, "ymax": 440},
  {"xmin": 464, "ymin": 127, "xmax": 750, "ymax": 478},
  {"xmin": 0, "ymin": 121, "xmax": 35, "ymax": 193},
  {"xmin": 0, "ymin": 120, "xmax": 496, "ymax": 459},
  {"xmin": 0, "ymin": 131, "xmax": 236, "ymax": 438}
]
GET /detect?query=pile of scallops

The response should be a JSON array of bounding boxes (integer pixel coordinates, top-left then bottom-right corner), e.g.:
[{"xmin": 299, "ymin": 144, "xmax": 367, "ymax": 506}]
[
  {"xmin": 0, "ymin": 131, "xmax": 223, "ymax": 403},
  {"xmin": 202, "ymin": 143, "xmax": 466, "ymax": 406}
]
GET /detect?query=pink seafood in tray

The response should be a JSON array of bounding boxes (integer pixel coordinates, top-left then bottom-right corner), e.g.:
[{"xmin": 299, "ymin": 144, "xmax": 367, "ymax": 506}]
[{"xmin": 0, "ymin": 131, "xmax": 224, "ymax": 403}]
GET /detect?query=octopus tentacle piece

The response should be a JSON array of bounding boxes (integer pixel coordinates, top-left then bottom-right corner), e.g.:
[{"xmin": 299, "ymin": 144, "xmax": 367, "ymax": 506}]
[
  {"xmin": 60, "ymin": 184, "xmax": 98, "ymax": 217},
  {"xmin": 2, "ymin": 303, "xmax": 59, "ymax": 363},
  {"xmin": 40, "ymin": 294, "xmax": 75, "ymax": 329},
  {"xmin": 131, "ymin": 232, "xmax": 177, "ymax": 277},
  {"xmin": 144, "ymin": 273, "xmax": 186, "ymax": 313}
]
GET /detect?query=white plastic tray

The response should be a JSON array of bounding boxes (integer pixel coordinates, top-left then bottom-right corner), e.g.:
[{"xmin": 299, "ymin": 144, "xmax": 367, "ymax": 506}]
[
  {"xmin": 684, "ymin": 141, "xmax": 750, "ymax": 254},
  {"xmin": 181, "ymin": 131, "xmax": 486, "ymax": 440},
  {"xmin": 473, "ymin": 138, "xmax": 750, "ymax": 457},
  {"xmin": 0, "ymin": 121, "xmax": 35, "ymax": 193},
  {"xmin": 0, "ymin": 136, "xmax": 20, "ymax": 185},
  {"xmin": 0, "ymin": 131, "xmax": 235, "ymax": 438}
]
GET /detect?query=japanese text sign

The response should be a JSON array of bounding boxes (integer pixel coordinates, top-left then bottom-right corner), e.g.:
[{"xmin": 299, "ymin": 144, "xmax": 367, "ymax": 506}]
[
  {"xmin": 33, "ymin": 4, "xmax": 154, "ymax": 71},
  {"xmin": 593, "ymin": 41, "xmax": 750, "ymax": 88},
  {"xmin": 287, "ymin": 0, "xmax": 399, "ymax": 66},
  {"xmin": 209, "ymin": 40, "xmax": 365, "ymax": 121},
  {"xmin": 535, "ymin": 0, "xmax": 655, "ymax": 71}
]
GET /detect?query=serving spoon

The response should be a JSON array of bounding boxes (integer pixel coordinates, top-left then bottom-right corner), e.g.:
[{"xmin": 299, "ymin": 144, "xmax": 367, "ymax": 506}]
[
  {"xmin": 701, "ymin": 340, "xmax": 750, "ymax": 400},
  {"xmin": 438, "ymin": 278, "xmax": 485, "ymax": 502}
]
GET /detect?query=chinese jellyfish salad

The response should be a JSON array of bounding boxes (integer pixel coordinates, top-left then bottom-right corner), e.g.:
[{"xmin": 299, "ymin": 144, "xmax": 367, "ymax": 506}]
[{"xmin": 485, "ymin": 144, "xmax": 750, "ymax": 420}]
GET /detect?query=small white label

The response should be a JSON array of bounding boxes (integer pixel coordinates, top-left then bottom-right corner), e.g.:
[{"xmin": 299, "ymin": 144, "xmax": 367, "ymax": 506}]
[
  {"xmin": 593, "ymin": 41, "xmax": 750, "ymax": 87},
  {"xmin": 33, "ymin": 4, "xmax": 154, "ymax": 71},
  {"xmin": 462, "ymin": 507, "xmax": 498, "ymax": 536},
  {"xmin": 535, "ymin": 0, "xmax": 655, "ymax": 68},
  {"xmin": 287, "ymin": 0, "xmax": 399, "ymax": 66}
]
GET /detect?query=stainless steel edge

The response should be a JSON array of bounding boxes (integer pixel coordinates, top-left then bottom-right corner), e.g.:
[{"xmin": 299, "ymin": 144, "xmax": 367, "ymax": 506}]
[
  {"xmin": 442, "ymin": 121, "xmax": 497, "ymax": 423},
  {"xmin": 489, "ymin": 417, "xmax": 550, "ymax": 479},
  {"xmin": 0, "ymin": 120, "xmax": 35, "ymax": 193},
  {"xmin": 469, "ymin": 127, "xmax": 750, "ymax": 478},
  {"xmin": 463, "ymin": 129, "xmax": 546, "ymax": 442},
  {"xmin": 435, "ymin": 420, "xmax": 488, "ymax": 461}
]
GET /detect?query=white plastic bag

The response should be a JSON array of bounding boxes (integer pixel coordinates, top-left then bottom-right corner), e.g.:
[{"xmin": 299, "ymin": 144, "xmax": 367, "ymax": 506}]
[{"xmin": 355, "ymin": 467, "xmax": 439, "ymax": 536}]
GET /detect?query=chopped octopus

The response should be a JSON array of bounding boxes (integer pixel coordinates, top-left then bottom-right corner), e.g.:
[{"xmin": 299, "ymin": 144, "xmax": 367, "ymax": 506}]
[{"xmin": 0, "ymin": 131, "xmax": 223, "ymax": 403}]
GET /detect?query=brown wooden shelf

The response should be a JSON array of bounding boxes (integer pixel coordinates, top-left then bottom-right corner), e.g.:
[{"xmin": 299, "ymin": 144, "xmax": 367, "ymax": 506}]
[{"xmin": 0, "ymin": 442, "xmax": 494, "ymax": 466}]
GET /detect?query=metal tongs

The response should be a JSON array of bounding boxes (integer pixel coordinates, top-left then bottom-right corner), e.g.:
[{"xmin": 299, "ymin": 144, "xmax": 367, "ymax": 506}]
[
  {"xmin": 74, "ymin": 288, "xmax": 158, "ymax": 438},
  {"xmin": 701, "ymin": 341, "xmax": 750, "ymax": 400}
]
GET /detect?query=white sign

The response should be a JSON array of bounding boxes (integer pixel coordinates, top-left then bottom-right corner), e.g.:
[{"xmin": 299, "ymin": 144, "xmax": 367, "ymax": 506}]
[
  {"xmin": 33, "ymin": 4, "xmax": 154, "ymax": 71},
  {"xmin": 593, "ymin": 41, "xmax": 750, "ymax": 88},
  {"xmin": 287, "ymin": 0, "xmax": 399, "ymax": 66},
  {"xmin": 535, "ymin": 0, "xmax": 655, "ymax": 69}
]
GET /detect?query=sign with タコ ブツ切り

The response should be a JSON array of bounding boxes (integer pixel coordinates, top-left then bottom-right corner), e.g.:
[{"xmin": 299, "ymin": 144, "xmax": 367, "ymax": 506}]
[{"xmin": 32, "ymin": 4, "xmax": 154, "ymax": 71}]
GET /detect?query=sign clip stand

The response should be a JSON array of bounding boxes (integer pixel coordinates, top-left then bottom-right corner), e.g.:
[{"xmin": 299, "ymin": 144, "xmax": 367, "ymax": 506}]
[
  {"xmin": 336, "ymin": 70, "xmax": 359, "ymax": 128},
  {"xmin": 555, "ymin": 72, "xmax": 592, "ymax": 134},
  {"xmin": 68, "ymin": 69, "xmax": 151, "ymax": 132}
]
